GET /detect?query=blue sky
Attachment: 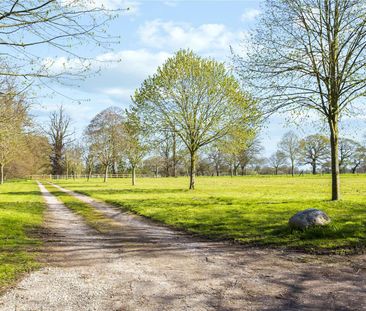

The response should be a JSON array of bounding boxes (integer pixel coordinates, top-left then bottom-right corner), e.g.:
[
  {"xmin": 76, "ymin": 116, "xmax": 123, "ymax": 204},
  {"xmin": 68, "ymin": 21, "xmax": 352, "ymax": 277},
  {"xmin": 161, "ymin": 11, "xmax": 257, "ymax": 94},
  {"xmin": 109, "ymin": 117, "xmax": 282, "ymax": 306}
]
[{"xmin": 32, "ymin": 0, "xmax": 365, "ymax": 156}]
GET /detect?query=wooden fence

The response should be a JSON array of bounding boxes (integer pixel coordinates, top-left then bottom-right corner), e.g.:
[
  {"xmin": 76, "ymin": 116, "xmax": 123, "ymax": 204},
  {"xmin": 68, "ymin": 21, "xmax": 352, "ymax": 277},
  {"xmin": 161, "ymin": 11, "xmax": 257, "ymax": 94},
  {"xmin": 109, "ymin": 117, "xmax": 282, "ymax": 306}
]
[{"xmin": 28, "ymin": 174, "xmax": 151, "ymax": 180}]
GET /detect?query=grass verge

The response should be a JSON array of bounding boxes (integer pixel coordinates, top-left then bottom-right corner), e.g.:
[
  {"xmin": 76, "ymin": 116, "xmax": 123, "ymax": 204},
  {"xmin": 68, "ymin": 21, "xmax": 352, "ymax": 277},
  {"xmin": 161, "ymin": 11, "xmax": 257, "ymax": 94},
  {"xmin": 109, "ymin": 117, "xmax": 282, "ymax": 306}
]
[
  {"xmin": 52, "ymin": 175, "xmax": 366, "ymax": 254},
  {"xmin": 0, "ymin": 180, "xmax": 44, "ymax": 290},
  {"xmin": 45, "ymin": 184, "xmax": 119, "ymax": 233}
]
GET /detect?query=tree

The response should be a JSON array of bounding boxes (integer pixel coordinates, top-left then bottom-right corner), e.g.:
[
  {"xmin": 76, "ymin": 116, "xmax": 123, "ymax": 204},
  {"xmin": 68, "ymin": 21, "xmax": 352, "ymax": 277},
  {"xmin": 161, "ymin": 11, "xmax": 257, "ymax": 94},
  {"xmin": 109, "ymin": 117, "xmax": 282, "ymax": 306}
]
[
  {"xmin": 143, "ymin": 155, "xmax": 163, "ymax": 178},
  {"xmin": 238, "ymin": 135, "xmax": 262, "ymax": 175},
  {"xmin": 338, "ymin": 138, "xmax": 362, "ymax": 173},
  {"xmin": 218, "ymin": 125, "xmax": 258, "ymax": 177},
  {"xmin": 134, "ymin": 50, "xmax": 258, "ymax": 189},
  {"xmin": 84, "ymin": 107, "xmax": 124, "ymax": 182},
  {"xmin": 65, "ymin": 143, "xmax": 84, "ymax": 179},
  {"xmin": 208, "ymin": 144, "xmax": 226, "ymax": 176},
  {"xmin": 0, "ymin": 1, "xmax": 119, "ymax": 82},
  {"xmin": 268, "ymin": 150, "xmax": 287, "ymax": 175},
  {"xmin": 0, "ymin": 88, "xmax": 29, "ymax": 184},
  {"xmin": 8, "ymin": 133, "xmax": 52, "ymax": 179},
  {"xmin": 278, "ymin": 131, "xmax": 300, "ymax": 176},
  {"xmin": 83, "ymin": 144, "xmax": 97, "ymax": 181},
  {"xmin": 236, "ymin": 0, "xmax": 366, "ymax": 200},
  {"xmin": 47, "ymin": 106, "xmax": 72, "ymax": 176},
  {"xmin": 123, "ymin": 111, "xmax": 149, "ymax": 186},
  {"xmin": 299, "ymin": 134, "xmax": 329, "ymax": 174},
  {"xmin": 349, "ymin": 146, "xmax": 366, "ymax": 174}
]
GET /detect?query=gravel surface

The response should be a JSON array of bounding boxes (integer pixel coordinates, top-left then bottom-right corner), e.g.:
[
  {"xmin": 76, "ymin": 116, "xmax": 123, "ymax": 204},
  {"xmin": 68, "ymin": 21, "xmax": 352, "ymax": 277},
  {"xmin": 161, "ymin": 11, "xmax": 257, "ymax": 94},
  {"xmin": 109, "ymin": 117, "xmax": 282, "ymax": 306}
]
[{"xmin": 0, "ymin": 181, "xmax": 365, "ymax": 311}]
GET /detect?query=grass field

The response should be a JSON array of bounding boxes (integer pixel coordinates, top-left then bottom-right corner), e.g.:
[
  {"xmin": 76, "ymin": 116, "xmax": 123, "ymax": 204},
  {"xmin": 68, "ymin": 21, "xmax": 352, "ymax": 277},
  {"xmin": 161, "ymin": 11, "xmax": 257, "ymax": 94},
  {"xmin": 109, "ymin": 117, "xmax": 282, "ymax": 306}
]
[
  {"xmin": 0, "ymin": 181, "xmax": 44, "ymax": 290},
  {"xmin": 53, "ymin": 175, "xmax": 366, "ymax": 253}
]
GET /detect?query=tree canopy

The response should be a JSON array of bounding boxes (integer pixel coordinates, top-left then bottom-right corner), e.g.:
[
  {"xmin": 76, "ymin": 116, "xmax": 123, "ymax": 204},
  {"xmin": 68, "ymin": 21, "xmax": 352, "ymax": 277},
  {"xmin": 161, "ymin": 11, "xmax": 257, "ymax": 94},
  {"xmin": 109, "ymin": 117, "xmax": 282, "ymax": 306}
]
[{"xmin": 133, "ymin": 49, "xmax": 259, "ymax": 189}]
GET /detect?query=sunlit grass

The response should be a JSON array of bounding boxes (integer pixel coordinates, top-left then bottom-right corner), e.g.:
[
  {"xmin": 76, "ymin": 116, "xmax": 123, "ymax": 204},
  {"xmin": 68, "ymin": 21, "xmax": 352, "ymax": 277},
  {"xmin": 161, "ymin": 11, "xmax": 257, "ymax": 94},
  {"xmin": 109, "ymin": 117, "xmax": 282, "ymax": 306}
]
[
  {"xmin": 53, "ymin": 175, "xmax": 366, "ymax": 253},
  {"xmin": 0, "ymin": 181, "xmax": 44, "ymax": 290},
  {"xmin": 45, "ymin": 184, "xmax": 119, "ymax": 233}
]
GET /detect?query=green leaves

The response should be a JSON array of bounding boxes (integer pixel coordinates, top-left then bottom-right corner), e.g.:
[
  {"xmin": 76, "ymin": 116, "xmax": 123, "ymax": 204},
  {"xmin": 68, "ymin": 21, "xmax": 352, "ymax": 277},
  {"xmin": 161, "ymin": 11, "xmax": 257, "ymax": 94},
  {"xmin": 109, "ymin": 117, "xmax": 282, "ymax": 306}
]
[{"xmin": 133, "ymin": 49, "xmax": 259, "ymax": 153}]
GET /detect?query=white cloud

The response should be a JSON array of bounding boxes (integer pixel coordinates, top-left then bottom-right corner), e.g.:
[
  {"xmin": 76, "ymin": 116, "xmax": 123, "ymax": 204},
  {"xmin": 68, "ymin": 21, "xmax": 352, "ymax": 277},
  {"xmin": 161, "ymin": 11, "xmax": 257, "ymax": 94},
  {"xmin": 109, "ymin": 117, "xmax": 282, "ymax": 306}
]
[
  {"xmin": 96, "ymin": 49, "xmax": 171, "ymax": 78},
  {"xmin": 163, "ymin": 1, "xmax": 179, "ymax": 7},
  {"xmin": 101, "ymin": 87, "xmax": 135, "ymax": 101},
  {"xmin": 241, "ymin": 9, "xmax": 261, "ymax": 22},
  {"xmin": 137, "ymin": 19, "xmax": 246, "ymax": 57}
]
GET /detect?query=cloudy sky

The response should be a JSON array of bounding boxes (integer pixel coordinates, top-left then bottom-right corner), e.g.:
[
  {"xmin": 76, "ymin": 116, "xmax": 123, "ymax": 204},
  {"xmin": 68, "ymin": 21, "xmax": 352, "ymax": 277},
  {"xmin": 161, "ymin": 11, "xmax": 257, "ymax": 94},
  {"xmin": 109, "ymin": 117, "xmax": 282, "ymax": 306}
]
[{"xmin": 32, "ymin": 0, "xmax": 365, "ymax": 156}]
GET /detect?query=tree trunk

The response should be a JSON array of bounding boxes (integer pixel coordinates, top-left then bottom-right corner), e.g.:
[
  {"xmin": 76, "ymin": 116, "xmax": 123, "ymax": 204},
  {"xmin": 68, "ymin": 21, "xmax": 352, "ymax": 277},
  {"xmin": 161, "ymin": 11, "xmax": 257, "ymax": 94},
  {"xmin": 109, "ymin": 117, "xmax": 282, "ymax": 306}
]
[
  {"xmin": 87, "ymin": 167, "xmax": 92, "ymax": 181},
  {"xmin": 189, "ymin": 151, "xmax": 196, "ymax": 190},
  {"xmin": 291, "ymin": 160, "xmax": 294, "ymax": 177},
  {"xmin": 351, "ymin": 163, "xmax": 359, "ymax": 174},
  {"xmin": 329, "ymin": 119, "xmax": 340, "ymax": 200},
  {"xmin": 234, "ymin": 163, "xmax": 239, "ymax": 176},
  {"xmin": 275, "ymin": 167, "xmax": 278, "ymax": 175},
  {"xmin": 0, "ymin": 164, "xmax": 4, "ymax": 185},
  {"xmin": 132, "ymin": 166, "xmax": 136, "ymax": 186},
  {"xmin": 216, "ymin": 164, "xmax": 220, "ymax": 176},
  {"xmin": 165, "ymin": 161, "xmax": 170, "ymax": 177},
  {"xmin": 312, "ymin": 162, "xmax": 316, "ymax": 175},
  {"xmin": 172, "ymin": 132, "xmax": 177, "ymax": 177},
  {"xmin": 104, "ymin": 165, "xmax": 108, "ymax": 182}
]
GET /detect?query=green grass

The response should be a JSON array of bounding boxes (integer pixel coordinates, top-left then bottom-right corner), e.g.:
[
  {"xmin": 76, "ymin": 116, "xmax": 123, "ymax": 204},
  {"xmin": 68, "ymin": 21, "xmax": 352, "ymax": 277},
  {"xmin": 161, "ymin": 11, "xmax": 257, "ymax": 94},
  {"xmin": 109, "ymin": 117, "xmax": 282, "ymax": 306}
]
[
  {"xmin": 45, "ymin": 184, "xmax": 119, "ymax": 233},
  {"xmin": 0, "ymin": 181, "xmax": 44, "ymax": 290},
  {"xmin": 53, "ymin": 175, "xmax": 366, "ymax": 253}
]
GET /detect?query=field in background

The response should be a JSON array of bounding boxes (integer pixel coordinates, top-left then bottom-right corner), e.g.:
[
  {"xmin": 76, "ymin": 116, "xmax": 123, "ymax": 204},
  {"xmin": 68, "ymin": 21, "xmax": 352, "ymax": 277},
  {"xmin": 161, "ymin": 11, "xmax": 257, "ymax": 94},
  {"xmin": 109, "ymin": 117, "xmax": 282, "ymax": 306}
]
[
  {"xmin": 0, "ymin": 181, "xmax": 44, "ymax": 290},
  {"xmin": 53, "ymin": 175, "xmax": 366, "ymax": 253}
]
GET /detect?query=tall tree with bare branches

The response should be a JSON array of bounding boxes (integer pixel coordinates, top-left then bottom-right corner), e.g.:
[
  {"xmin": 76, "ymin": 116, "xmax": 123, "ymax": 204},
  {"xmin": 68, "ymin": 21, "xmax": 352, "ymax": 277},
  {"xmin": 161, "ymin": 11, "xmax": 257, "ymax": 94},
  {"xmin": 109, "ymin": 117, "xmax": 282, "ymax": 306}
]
[
  {"xmin": 47, "ymin": 106, "xmax": 72, "ymax": 176},
  {"xmin": 236, "ymin": 0, "xmax": 366, "ymax": 200}
]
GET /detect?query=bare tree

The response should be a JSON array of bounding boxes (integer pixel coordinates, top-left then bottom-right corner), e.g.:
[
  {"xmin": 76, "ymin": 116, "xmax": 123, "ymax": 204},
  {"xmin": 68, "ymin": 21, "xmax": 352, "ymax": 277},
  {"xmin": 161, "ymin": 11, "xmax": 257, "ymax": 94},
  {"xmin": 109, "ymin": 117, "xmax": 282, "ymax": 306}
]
[
  {"xmin": 268, "ymin": 150, "xmax": 287, "ymax": 175},
  {"xmin": 208, "ymin": 144, "xmax": 225, "ymax": 176},
  {"xmin": 350, "ymin": 146, "xmax": 366, "ymax": 174},
  {"xmin": 278, "ymin": 131, "xmax": 300, "ymax": 176},
  {"xmin": 236, "ymin": 0, "xmax": 366, "ymax": 200},
  {"xmin": 84, "ymin": 107, "xmax": 124, "ymax": 182},
  {"xmin": 0, "ymin": 1, "xmax": 121, "ymax": 82},
  {"xmin": 83, "ymin": 144, "xmax": 97, "ymax": 181},
  {"xmin": 47, "ymin": 106, "xmax": 72, "ymax": 176},
  {"xmin": 299, "ymin": 134, "xmax": 329, "ymax": 174},
  {"xmin": 238, "ymin": 136, "xmax": 263, "ymax": 175},
  {"xmin": 338, "ymin": 138, "xmax": 360, "ymax": 173}
]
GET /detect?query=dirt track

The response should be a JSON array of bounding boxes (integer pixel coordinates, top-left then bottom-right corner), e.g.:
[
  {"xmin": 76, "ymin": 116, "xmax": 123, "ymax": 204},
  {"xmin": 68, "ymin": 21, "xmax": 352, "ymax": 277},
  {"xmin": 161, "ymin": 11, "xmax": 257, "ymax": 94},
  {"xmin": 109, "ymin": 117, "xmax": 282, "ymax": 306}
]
[{"xmin": 0, "ymin": 181, "xmax": 365, "ymax": 310}]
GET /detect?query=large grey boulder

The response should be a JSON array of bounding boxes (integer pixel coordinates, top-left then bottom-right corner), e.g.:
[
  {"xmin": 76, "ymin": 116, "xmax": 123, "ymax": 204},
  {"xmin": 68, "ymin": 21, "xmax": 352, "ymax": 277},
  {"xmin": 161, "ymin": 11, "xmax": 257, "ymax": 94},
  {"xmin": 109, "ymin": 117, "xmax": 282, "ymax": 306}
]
[{"xmin": 289, "ymin": 208, "xmax": 331, "ymax": 230}]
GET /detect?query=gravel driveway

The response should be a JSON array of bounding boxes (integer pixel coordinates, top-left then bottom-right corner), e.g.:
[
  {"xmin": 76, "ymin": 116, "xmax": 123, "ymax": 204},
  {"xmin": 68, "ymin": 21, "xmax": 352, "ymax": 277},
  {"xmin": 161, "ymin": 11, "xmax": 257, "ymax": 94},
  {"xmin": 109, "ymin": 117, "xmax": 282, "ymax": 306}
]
[{"xmin": 0, "ymin": 181, "xmax": 365, "ymax": 311}]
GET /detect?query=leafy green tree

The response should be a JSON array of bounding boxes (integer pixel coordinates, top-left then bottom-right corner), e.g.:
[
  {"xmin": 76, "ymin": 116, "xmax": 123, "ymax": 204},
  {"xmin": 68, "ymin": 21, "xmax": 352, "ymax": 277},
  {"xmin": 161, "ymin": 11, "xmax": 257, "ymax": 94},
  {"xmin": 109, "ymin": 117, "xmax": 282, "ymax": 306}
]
[
  {"xmin": 0, "ymin": 89, "xmax": 28, "ymax": 184},
  {"xmin": 218, "ymin": 126, "xmax": 258, "ymax": 176},
  {"xmin": 133, "ymin": 50, "xmax": 258, "ymax": 189},
  {"xmin": 123, "ymin": 111, "xmax": 149, "ymax": 186}
]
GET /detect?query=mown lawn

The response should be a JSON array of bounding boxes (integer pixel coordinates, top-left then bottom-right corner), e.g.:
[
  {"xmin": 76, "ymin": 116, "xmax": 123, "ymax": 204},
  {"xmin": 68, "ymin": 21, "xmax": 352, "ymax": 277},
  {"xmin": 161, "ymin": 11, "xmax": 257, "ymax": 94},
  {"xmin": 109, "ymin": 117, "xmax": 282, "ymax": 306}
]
[
  {"xmin": 0, "ymin": 181, "xmax": 44, "ymax": 290},
  {"xmin": 54, "ymin": 175, "xmax": 366, "ymax": 253}
]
